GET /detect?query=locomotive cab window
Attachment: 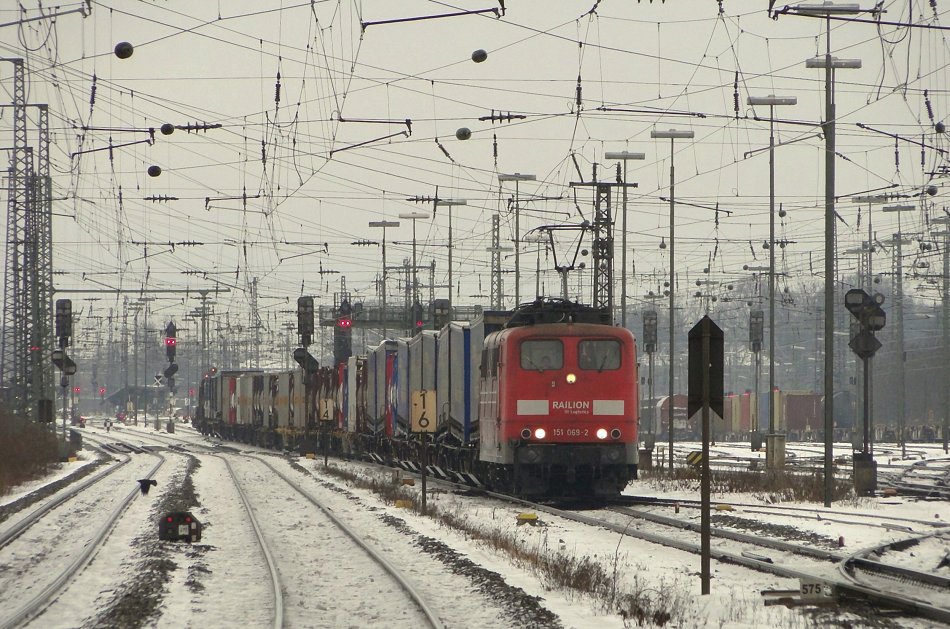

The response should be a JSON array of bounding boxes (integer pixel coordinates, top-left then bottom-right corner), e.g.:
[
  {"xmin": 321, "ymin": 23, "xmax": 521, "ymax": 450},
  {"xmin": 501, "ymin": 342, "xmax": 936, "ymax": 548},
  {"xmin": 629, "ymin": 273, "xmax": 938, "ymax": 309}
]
[
  {"xmin": 521, "ymin": 339, "xmax": 563, "ymax": 371},
  {"xmin": 481, "ymin": 346, "xmax": 499, "ymax": 377},
  {"xmin": 578, "ymin": 339, "xmax": 621, "ymax": 371}
]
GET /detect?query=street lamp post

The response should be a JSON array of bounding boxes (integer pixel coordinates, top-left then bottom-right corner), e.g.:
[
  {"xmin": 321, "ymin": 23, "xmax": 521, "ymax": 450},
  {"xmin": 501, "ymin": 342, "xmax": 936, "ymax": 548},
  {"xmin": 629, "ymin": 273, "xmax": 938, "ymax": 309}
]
[
  {"xmin": 398, "ymin": 212, "xmax": 429, "ymax": 335},
  {"xmin": 605, "ymin": 151, "xmax": 646, "ymax": 328},
  {"xmin": 790, "ymin": 0, "xmax": 865, "ymax": 506},
  {"xmin": 498, "ymin": 173, "xmax": 537, "ymax": 308},
  {"xmin": 651, "ymin": 128, "xmax": 694, "ymax": 470},
  {"xmin": 747, "ymin": 94, "xmax": 797, "ymax": 468},
  {"xmin": 369, "ymin": 220, "xmax": 400, "ymax": 340},
  {"xmin": 883, "ymin": 204, "xmax": 915, "ymax": 459}
]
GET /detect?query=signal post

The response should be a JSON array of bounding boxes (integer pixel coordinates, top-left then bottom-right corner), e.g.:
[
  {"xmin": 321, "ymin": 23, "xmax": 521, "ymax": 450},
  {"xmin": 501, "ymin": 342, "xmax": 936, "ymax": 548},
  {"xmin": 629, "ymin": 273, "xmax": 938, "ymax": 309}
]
[
  {"xmin": 844, "ymin": 289, "xmax": 886, "ymax": 494},
  {"xmin": 687, "ymin": 315, "xmax": 724, "ymax": 596},
  {"xmin": 52, "ymin": 299, "xmax": 76, "ymax": 440}
]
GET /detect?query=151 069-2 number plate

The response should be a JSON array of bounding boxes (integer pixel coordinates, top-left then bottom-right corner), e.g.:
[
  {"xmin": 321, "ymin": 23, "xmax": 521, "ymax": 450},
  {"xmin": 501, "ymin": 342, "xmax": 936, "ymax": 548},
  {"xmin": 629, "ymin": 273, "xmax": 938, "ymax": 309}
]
[{"xmin": 551, "ymin": 428, "xmax": 589, "ymax": 437}]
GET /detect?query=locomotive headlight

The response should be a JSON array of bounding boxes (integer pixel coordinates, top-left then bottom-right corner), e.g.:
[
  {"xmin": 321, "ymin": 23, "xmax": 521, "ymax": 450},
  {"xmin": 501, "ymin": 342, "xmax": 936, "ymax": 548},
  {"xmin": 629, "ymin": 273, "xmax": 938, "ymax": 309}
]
[
  {"xmin": 611, "ymin": 428, "xmax": 622, "ymax": 440},
  {"xmin": 534, "ymin": 428, "xmax": 547, "ymax": 439},
  {"xmin": 565, "ymin": 373, "xmax": 577, "ymax": 384},
  {"xmin": 521, "ymin": 428, "xmax": 531, "ymax": 440},
  {"xmin": 596, "ymin": 428, "xmax": 608, "ymax": 440}
]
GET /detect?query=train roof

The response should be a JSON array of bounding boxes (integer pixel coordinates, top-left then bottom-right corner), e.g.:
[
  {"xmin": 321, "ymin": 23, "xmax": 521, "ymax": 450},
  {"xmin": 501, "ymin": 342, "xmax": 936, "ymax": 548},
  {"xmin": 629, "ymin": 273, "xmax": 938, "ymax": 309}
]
[{"xmin": 505, "ymin": 298, "xmax": 610, "ymax": 328}]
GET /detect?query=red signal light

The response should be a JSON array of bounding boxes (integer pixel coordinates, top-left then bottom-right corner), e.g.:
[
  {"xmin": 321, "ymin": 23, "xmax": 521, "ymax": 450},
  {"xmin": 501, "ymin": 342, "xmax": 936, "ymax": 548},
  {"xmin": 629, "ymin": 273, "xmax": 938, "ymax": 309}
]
[
  {"xmin": 338, "ymin": 318, "xmax": 352, "ymax": 329},
  {"xmin": 98, "ymin": 386, "xmax": 106, "ymax": 395},
  {"xmin": 165, "ymin": 337, "xmax": 177, "ymax": 347},
  {"xmin": 166, "ymin": 516, "xmax": 173, "ymax": 522},
  {"xmin": 415, "ymin": 320, "xmax": 423, "ymax": 328},
  {"xmin": 73, "ymin": 386, "xmax": 81, "ymax": 393},
  {"xmin": 189, "ymin": 388, "xmax": 195, "ymax": 397},
  {"xmin": 29, "ymin": 345, "xmax": 41, "ymax": 352}
]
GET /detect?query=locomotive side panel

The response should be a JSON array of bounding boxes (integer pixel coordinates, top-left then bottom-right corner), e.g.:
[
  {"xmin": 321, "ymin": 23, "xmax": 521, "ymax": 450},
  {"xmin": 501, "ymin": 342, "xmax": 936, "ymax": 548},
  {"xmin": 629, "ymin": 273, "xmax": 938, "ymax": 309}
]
[{"xmin": 477, "ymin": 332, "xmax": 509, "ymax": 464}]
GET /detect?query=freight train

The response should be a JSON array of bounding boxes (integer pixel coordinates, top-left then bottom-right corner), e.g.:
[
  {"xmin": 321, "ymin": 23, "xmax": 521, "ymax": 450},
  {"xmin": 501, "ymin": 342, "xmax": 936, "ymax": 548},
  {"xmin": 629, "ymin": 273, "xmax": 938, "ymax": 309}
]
[{"xmin": 196, "ymin": 299, "xmax": 640, "ymax": 498}]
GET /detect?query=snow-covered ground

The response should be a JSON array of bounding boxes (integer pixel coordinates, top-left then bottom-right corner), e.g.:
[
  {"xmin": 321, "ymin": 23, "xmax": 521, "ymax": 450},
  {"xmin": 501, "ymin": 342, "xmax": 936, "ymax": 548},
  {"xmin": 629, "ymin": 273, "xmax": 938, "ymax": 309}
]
[{"xmin": 2, "ymin": 420, "xmax": 948, "ymax": 628}]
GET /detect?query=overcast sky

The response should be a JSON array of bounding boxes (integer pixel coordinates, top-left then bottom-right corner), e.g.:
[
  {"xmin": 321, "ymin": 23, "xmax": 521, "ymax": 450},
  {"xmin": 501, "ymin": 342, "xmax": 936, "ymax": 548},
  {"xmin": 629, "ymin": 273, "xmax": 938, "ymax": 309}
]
[{"xmin": 2, "ymin": 0, "xmax": 947, "ymax": 343}]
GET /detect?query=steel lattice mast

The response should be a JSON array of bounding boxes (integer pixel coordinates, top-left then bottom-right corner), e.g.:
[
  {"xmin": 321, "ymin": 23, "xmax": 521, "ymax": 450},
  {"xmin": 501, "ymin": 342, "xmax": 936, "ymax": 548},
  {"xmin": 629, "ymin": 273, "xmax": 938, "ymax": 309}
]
[
  {"xmin": 490, "ymin": 214, "xmax": 503, "ymax": 309},
  {"xmin": 1, "ymin": 59, "xmax": 55, "ymax": 418},
  {"xmin": 591, "ymin": 182, "xmax": 613, "ymax": 317},
  {"xmin": 2, "ymin": 58, "xmax": 30, "ymax": 414},
  {"xmin": 30, "ymin": 104, "xmax": 54, "ymax": 418}
]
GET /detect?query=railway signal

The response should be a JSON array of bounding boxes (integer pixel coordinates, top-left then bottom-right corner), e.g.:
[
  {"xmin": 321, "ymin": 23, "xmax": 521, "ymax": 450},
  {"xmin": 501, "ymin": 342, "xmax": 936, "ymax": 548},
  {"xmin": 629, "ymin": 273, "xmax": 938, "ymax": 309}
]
[
  {"xmin": 844, "ymin": 288, "xmax": 885, "ymax": 494},
  {"xmin": 165, "ymin": 322, "xmax": 177, "ymax": 361},
  {"xmin": 163, "ymin": 322, "xmax": 178, "ymax": 392},
  {"xmin": 844, "ymin": 289, "xmax": 885, "ymax": 359},
  {"xmin": 642, "ymin": 310, "xmax": 657, "ymax": 354},
  {"xmin": 55, "ymin": 299, "xmax": 72, "ymax": 347},
  {"xmin": 297, "ymin": 296, "xmax": 314, "ymax": 346},
  {"xmin": 333, "ymin": 299, "xmax": 353, "ymax": 365},
  {"xmin": 411, "ymin": 300, "xmax": 424, "ymax": 332}
]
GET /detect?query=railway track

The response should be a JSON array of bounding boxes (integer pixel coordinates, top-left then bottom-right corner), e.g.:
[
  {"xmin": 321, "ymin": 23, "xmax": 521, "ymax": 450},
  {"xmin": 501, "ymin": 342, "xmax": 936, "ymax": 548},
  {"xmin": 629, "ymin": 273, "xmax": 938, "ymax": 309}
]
[
  {"xmin": 103, "ymin": 423, "xmax": 950, "ymax": 625},
  {"xmin": 839, "ymin": 532, "xmax": 950, "ymax": 622},
  {"xmin": 225, "ymin": 454, "xmax": 444, "ymax": 628},
  {"xmin": 0, "ymin": 441, "xmax": 164, "ymax": 629},
  {"xmin": 479, "ymin": 487, "xmax": 950, "ymax": 624},
  {"xmin": 879, "ymin": 457, "xmax": 950, "ymax": 499},
  {"xmin": 212, "ymin": 455, "xmax": 285, "ymax": 629},
  {"xmin": 321, "ymin": 453, "xmax": 950, "ymax": 626},
  {"xmin": 0, "ymin": 439, "xmax": 131, "ymax": 549},
  {"xmin": 614, "ymin": 494, "xmax": 949, "ymax": 532},
  {"xmin": 106, "ymin": 425, "xmax": 444, "ymax": 628}
]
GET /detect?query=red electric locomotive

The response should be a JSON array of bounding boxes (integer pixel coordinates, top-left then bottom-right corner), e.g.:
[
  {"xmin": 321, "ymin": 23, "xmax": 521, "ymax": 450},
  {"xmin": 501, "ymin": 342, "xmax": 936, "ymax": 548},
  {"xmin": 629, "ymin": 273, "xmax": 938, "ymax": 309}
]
[{"xmin": 476, "ymin": 299, "xmax": 639, "ymax": 498}]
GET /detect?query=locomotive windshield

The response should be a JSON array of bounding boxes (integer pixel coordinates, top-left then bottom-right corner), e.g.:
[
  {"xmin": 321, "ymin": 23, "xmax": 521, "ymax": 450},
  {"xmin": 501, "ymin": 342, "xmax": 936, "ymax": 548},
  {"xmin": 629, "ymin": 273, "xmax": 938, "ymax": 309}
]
[
  {"xmin": 520, "ymin": 339, "xmax": 563, "ymax": 371},
  {"xmin": 578, "ymin": 339, "xmax": 621, "ymax": 371}
]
